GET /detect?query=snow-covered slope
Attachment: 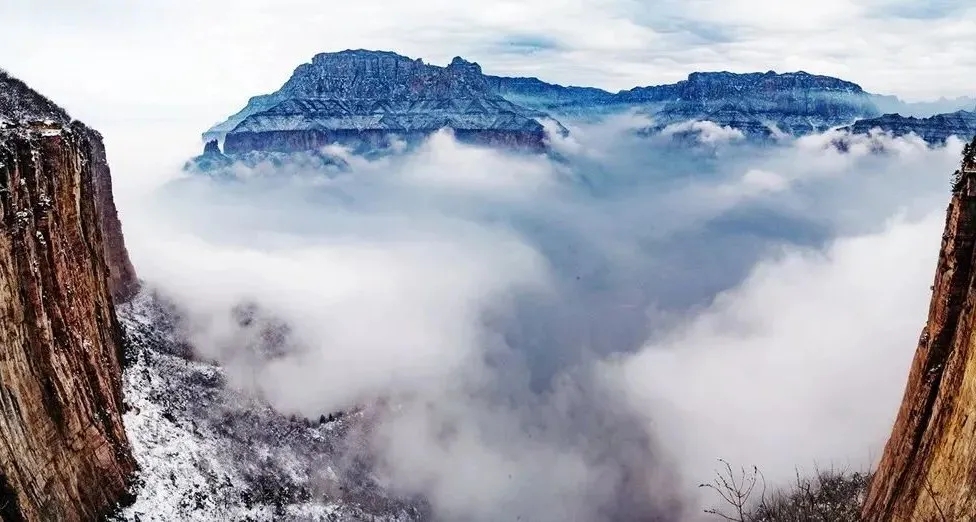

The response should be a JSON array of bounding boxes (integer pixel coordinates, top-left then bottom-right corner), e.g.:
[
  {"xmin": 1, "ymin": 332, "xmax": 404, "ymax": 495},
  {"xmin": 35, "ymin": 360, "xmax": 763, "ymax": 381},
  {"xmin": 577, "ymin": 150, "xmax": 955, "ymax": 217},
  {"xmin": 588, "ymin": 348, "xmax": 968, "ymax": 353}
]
[{"xmin": 109, "ymin": 292, "xmax": 426, "ymax": 521}]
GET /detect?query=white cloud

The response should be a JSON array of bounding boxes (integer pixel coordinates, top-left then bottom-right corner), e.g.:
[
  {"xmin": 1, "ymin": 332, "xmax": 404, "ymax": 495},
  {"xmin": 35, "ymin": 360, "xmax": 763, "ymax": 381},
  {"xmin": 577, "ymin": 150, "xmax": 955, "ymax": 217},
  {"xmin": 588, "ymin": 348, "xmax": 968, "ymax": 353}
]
[
  {"xmin": 394, "ymin": 129, "xmax": 559, "ymax": 194},
  {"xmin": 740, "ymin": 168, "xmax": 788, "ymax": 193},
  {"xmin": 2, "ymin": 3, "xmax": 971, "ymax": 518},
  {"xmin": 610, "ymin": 209, "xmax": 941, "ymax": 511},
  {"xmin": 131, "ymin": 226, "xmax": 548, "ymax": 417},
  {"xmin": 112, "ymin": 123, "xmax": 966, "ymax": 520},
  {"xmin": 660, "ymin": 120, "xmax": 746, "ymax": 144}
]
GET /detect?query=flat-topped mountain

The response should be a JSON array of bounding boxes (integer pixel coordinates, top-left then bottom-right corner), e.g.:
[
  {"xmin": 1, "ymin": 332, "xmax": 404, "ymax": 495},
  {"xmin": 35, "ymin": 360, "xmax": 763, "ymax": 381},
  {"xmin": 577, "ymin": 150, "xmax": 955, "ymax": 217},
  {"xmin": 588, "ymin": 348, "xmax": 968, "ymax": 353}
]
[
  {"xmin": 626, "ymin": 70, "xmax": 866, "ymax": 98},
  {"xmin": 482, "ymin": 70, "xmax": 896, "ymax": 140},
  {"xmin": 483, "ymin": 75, "xmax": 617, "ymax": 112},
  {"xmin": 484, "ymin": 70, "xmax": 974, "ymax": 143},
  {"xmin": 207, "ymin": 50, "xmax": 552, "ymax": 155}
]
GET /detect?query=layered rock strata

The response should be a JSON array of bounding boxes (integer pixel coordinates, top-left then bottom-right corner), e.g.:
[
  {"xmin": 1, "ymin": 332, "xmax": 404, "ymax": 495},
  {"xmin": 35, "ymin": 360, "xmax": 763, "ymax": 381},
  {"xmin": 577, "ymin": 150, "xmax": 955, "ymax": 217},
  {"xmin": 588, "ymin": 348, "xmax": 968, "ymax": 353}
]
[
  {"xmin": 207, "ymin": 50, "xmax": 551, "ymax": 154},
  {"xmin": 0, "ymin": 71, "xmax": 136, "ymax": 521},
  {"xmin": 862, "ymin": 136, "xmax": 976, "ymax": 521}
]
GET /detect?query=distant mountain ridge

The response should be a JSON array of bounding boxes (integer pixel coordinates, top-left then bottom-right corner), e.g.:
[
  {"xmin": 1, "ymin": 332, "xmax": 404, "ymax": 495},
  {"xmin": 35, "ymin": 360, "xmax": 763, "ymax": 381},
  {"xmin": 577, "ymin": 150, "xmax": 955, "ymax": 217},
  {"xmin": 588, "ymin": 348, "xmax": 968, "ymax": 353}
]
[
  {"xmin": 621, "ymin": 71, "xmax": 879, "ymax": 139},
  {"xmin": 844, "ymin": 110, "xmax": 976, "ymax": 144},
  {"xmin": 200, "ymin": 49, "xmax": 975, "ymax": 162},
  {"xmin": 487, "ymin": 70, "xmax": 974, "ymax": 142}
]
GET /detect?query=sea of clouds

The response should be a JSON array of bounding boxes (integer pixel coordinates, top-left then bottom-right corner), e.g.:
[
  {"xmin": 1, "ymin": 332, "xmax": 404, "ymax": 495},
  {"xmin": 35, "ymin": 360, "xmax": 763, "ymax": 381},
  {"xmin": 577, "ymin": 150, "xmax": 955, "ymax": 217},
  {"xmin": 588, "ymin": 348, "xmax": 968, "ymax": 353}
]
[{"xmin": 114, "ymin": 116, "xmax": 965, "ymax": 521}]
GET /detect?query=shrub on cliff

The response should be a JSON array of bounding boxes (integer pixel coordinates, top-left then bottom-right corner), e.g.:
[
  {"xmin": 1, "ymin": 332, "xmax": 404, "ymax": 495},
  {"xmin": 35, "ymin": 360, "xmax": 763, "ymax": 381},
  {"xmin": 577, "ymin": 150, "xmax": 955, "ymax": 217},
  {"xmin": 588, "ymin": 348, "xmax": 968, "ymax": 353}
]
[{"xmin": 701, "ymin": 459, "xmax": 870, "ymax": 522}]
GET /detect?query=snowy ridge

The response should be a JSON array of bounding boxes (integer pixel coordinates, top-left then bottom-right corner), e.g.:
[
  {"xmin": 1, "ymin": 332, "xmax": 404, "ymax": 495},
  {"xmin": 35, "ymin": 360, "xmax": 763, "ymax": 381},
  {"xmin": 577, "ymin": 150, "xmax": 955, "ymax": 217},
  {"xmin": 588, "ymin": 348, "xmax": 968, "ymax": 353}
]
[{"xmin": 111, "ymin": 291, "xmax": 425, "ymax": 521}]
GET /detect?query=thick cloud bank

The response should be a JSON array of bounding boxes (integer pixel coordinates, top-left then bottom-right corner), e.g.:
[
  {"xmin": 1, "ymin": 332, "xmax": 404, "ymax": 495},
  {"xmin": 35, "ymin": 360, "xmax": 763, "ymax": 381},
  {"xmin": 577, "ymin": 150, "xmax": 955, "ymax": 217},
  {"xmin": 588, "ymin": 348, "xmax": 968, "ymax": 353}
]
[{"xmin": 120, "ymin": 122, "xmax": 964, "ymax": 521}]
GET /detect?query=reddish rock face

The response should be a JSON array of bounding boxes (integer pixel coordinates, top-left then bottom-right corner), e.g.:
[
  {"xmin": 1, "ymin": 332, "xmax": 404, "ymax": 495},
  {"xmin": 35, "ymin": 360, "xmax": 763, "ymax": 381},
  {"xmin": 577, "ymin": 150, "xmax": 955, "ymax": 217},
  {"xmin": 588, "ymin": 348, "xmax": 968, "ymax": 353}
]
[
  {"xmin": 0, "ymin": 122, "xmax": 136, "ymax": 521},
  {"xmin": 862, "ymin": 137, "xmax": 976, "ymax": 521},
  {"xmin": 83, "ymin": 128, "xmax": 138, "ymax": 303}
]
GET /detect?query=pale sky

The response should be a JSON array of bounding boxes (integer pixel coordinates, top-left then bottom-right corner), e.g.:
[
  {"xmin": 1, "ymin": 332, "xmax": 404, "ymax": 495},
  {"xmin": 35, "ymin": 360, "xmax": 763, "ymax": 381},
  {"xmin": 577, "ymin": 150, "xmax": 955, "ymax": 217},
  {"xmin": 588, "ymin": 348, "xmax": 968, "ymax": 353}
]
[{"xmin": 2, "ymin": 1, "xmax": 975, "ymax": 135}]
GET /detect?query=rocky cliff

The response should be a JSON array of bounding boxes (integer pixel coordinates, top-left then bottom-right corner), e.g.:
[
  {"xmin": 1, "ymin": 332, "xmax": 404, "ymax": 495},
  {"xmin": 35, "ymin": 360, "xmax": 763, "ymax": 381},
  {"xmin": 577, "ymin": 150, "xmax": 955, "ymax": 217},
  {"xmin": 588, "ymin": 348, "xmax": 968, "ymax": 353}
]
[
  {"xmin": 0, "ymin": 71, "xmax": 136, "ymax": 520},
  {"xmin": 1, "ymin": 71, "xmax": 137, "ymax": 302},
  {"xmin": 86, "ymin": 134, "xmax": 138, "ymax": 303},
  {"xmin": 861, "ymin": 136, "xmax": 976, "ymax": 521},
  {"xmin": 207, "ymin": 50, "xmax": 552, "ymax": 155}
]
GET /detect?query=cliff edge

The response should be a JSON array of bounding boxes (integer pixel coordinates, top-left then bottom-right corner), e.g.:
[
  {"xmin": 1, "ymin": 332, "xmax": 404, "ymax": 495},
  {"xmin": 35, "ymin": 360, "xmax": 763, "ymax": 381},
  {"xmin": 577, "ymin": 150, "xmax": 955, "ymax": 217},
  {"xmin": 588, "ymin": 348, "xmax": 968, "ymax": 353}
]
[
  {"xmin": 0, "ymin": 71, "xmax": 136, "ymax": 303},
  {"xmin": 862, "ymin": 136, "xmax": 976, "ymax": 521},
  {"xmin": 0, "ymin": 71, "xmax": 136, "ymax": 520}
]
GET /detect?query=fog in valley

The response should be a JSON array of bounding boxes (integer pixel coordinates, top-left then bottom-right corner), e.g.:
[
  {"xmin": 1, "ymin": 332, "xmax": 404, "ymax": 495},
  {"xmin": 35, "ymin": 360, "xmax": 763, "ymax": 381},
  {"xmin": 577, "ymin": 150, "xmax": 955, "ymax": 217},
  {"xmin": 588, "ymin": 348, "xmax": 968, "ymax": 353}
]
[{"xmin": 101, "ymin": 116, "xmax": 962, "ymax": 521}]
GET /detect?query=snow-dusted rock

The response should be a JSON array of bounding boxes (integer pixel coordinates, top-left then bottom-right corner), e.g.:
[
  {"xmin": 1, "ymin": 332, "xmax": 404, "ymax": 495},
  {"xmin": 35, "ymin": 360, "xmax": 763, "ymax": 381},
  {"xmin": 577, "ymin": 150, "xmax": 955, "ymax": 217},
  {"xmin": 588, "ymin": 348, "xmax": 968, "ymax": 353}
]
[
  {"xmin": 111, "ymin": 292, "xmax": 426, "ymax": 521},
  {"xmin": 207, "ymin": 50, "xmax": 552, "ymax": 155}
]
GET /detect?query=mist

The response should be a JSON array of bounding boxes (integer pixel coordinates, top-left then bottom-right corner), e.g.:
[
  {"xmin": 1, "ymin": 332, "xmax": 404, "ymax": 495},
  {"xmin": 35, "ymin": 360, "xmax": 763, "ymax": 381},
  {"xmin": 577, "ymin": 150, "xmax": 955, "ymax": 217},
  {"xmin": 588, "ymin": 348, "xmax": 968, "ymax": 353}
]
[{"xmin": 115, "ymin": 117, "xmax": 964, "ymax": 521}]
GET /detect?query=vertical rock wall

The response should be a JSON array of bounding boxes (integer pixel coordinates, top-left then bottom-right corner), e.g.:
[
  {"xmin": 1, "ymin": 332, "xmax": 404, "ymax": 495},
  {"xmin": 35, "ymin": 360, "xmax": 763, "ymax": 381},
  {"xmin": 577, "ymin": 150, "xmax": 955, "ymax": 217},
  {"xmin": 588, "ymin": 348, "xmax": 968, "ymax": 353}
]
[
  {"xmin": 0, "ymin": 121, "xmax": 136, "ymax": 521},
  {"xmin": 862, "ymin": 137, "xmax": 976, "ymax": 521}
]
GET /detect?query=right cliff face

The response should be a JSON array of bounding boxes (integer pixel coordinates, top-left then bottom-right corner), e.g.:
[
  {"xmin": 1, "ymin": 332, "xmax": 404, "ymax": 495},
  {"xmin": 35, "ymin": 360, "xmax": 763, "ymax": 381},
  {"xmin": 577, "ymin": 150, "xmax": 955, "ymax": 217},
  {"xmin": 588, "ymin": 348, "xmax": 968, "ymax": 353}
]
[
  {"xmin": 0, "ymin": 71, "xmax": 136, "ymax": 521},
  {"xmin": 862, "ymin": 136, "xmax": 976, "ymax": 521}
]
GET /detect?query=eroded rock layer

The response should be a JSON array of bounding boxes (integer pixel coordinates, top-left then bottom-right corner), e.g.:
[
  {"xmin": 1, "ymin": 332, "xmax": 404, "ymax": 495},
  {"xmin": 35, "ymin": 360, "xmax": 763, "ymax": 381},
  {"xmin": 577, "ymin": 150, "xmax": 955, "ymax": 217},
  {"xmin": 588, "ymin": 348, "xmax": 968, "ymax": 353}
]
[
  {"xmin": 0, "ymin": 79, "xmax": 136, "ymax": 520},
  {"xmin": 862, "ymin": 136, "xmax": 976, "ymax": 521}
]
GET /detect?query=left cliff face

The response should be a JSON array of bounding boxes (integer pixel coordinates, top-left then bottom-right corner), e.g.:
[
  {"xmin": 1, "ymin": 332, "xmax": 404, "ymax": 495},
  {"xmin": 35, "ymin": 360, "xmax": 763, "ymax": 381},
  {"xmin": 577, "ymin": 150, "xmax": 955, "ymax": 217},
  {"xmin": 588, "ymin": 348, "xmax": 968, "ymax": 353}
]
[
  {"xmin": 1, "ymin": 71, "xmax": 136, "ymax": 303},
  {"xmin": 0, "ymin": 71, "xmax": 136, "ymax": 520}
]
